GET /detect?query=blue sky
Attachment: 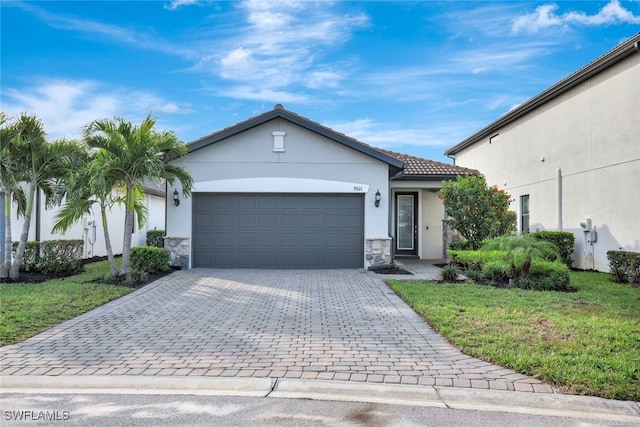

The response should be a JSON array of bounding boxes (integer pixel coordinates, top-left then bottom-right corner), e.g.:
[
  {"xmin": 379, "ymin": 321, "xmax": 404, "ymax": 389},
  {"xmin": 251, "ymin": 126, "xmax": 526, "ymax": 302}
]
[{"xmin": 2, "ymin": 1, "xmax": 639, "ymax": 163}]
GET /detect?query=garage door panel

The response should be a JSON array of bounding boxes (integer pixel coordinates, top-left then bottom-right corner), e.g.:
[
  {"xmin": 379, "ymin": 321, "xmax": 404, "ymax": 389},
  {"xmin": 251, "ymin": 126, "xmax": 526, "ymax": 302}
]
[
  {"xmin": 259, "ymin": 215, "xmax": 278, "ymax": 227},
  {"xmin": 238, "ymin": 197, "xmax": 257, "ymax": 209},
  {"xmin": 282, "ymin": 233, "xmax": 300, "ymax": 248},
  {"xmin": 192, "ymin": 193, "xmax": 364, "ymax": 268},
  {"xmin": 211, "ymin": 195, "xmax": 234, "ymax": 209},
  {"xmin": 282, "ymin": 214, "xmax": 302, "ymax": 228},
  {"xmin": 212, "ymin": 213, "xmax": 234, "ymax": 227},
  {"xmin": 238, "ymin": 214, "xmax": 257, "ymax": 227},
  {"xmin": 325, "ymin": 214, "xmax": 347, "ymax": 228}
]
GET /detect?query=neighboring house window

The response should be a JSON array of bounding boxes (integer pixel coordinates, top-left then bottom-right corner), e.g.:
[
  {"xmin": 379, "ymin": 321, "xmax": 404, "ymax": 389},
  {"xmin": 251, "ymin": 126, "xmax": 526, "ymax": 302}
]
[{"xmin": 520, "ymin": 195, "xmax": 530, "ymax": 234}]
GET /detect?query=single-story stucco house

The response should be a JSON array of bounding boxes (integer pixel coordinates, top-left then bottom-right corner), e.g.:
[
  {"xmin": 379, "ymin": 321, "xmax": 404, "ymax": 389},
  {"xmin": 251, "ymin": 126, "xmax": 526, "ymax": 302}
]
[
  {"xmin": 445, "ymin": 33, "xmax": 640, "ymax": 272},
  {"xmin": 165, "ymin": 105, "xmax": 475, "ymax": 269}
]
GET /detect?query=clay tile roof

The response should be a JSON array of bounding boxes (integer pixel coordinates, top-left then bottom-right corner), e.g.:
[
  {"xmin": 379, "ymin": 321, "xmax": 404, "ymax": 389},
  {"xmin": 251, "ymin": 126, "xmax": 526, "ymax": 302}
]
[{"xmin": 378, "ymin": 148, "xmax": 478, "ymax": 178}]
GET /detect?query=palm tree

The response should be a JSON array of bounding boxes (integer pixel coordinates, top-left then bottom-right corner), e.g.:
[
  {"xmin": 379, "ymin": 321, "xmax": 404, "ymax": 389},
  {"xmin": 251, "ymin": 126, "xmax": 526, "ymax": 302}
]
[
  {"xmin": 52, "ymin": 145, "xmax": 147, "ymax": 276},
  {"xmin": 8, "ymin": 114, "xmax": 79, "ymax": 279},
  {"xmin": 481, "ymin": 235, "xmax": 560, "ymax": 278},
  {"xmin": 0, "ymin": 113, "xmax": 26, "ymax": 278},
  {"xmin": 83, "ymin": 114, "xmax": 192, "ymax": 276}
]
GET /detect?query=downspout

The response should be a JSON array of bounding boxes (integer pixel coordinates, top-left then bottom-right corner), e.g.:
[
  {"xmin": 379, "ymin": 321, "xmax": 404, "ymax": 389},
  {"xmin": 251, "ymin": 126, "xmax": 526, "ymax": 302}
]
[
  {"xmin": 557, "ymin": 168, "xmax": 563, "ymax": 231},
  {"xmin": 0, "ymin": 192, "xmax": 4, "ymax": 259},
  {"xmin": 446, "ymin": 153, "xmax": 456, "ymax": 165},
  {"xmin": 35, "ymin": 188, "xmax": 41, "ymax": 242},
  {"xmin": 389, "ymin": 169, "xmax": 405, "ymax": 262},
  {"xmin": 164, "ymin": 181, "xmax": 168, "ymax": 243}
]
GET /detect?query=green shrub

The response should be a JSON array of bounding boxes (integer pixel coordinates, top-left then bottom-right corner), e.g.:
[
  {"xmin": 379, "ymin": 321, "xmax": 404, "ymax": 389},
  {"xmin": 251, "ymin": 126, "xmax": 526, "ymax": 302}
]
[
  {"xmin": 449, "ymin": 241, "xmax": 472, "ymax": 251},
  {"xmin": 496, "ymin": 210, "xmax": 517, "ymax": 236},
  {"xmin": 38, "ymin": 240, "xmax": 83, "ymax": 275},
  {"xmin": 440, "ymin": 174, "xmax": 512, "ymax": 249},
  {"xmin": 12, "ymin": 241, "xmax": 40, "ymax": 272},
  {"xmin": 146, "ymin": 230, "xmax": 165, "ymax": 248},
  {"xmin": 483, "ymin": 259, "xmax": 511, "ymax": 283},
  {"xmin": 527, "ymin": 259, "xmax": 574, "ymax": 291},
  {"xmin": 531, "ymin": 231, "xmax": 575, "ymax": 268},
  {"xmin": 12, "ymin": 240, "xmax": 83, "ymax": 274},
  {"xmin": 448, "ymin": 249, "xmax": 507, "ymax": 271},
  {"xmin": 441, "ymin": 264, "xmax": 459, "ymax": 282},
  {"xmin": 607, "ymin": 250, "xmax": 640, "ymax": 284},
  {"xmin": 130, "ymin": 246, "xmax": 171, "ymax": 275},
  {"xmin": 481, "ymin": 235, "xmax": 560, "ymax": 278},
  {"xmin": 465, "ymin": 268, "xmax": 488, "ymax": 284},
  {"xmin": 451, "ymin": 244, "xmax": 573, "ymax": 291}
]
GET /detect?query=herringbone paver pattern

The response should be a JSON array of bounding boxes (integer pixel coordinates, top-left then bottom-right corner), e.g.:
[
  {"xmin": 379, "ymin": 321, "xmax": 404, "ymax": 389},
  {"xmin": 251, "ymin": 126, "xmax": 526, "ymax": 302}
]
[{"xmin": 0, "ymin": 269, "xmax": 553, "ymax": 393}]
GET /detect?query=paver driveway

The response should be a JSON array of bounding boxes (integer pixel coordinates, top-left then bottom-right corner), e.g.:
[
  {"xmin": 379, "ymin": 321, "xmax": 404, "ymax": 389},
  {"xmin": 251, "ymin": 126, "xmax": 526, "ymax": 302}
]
[{"xmin": 0, "ymin": 269, "xmax": 551, "ymax": 393}]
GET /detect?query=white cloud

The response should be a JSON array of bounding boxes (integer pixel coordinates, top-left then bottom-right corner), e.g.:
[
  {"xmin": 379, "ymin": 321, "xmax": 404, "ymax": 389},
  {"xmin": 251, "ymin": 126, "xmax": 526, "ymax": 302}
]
[
  {"xmin": 164, "ymin": 0, "xmax": 199, "ymax": 11},
  {"xmin": 564, "ymin": 0, "xmax": 640, "ymax": 25},
  {"xmin": 326, "ymin": 119, "xmax": 451, "ymax": 149},
  {"xmin": 219, "ymin": 48, "xmax": 255, "ymax": 75},
  {"xmin": 247, "ymin": 10, "xmax": 293, "ymax": 29},
  {"xmin": 512, "ymin": 0, "xmax": 640, "ymax": 34},
  {"xmin": 1, "ymin": 79, "xmax": 191, "ymax": 140},
  {"xmin": 219, "ymin": 86, "xmax": 308, "ymax": 103},
  {"xmin": 14, "ymin": 1, "xmax": 368, "ymax": 103},
  {"xmin": 306, "ymin": 70, "xmax": 344, "ymax": 89},
  {"xmin": 13, "ymin": 2, "xmax": 194, "ymax": 58},
  {"xmin": 205, "ymin": 1, "xmax": 369, "ymax": 96}
]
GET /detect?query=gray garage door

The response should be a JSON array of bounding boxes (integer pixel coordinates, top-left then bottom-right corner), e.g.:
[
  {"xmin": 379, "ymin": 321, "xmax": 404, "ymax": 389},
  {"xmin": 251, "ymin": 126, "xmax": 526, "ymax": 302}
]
[{"xmin": 192, "ymin": 193, "xmax": 364, "ymax": 268}]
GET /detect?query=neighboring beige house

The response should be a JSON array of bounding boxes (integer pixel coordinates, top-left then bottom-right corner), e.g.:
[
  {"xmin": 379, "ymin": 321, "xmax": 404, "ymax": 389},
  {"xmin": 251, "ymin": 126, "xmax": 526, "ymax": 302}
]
[
  {"xmin": 445, "ymin": 33, "xmax": 640, "ymax": 272},
  {"xmin": 0, "ymin": 184, "xmax": 165, "ymax": 260},
  {"xmin": 165, "ymin": 105, "xmax": 475, "ymax": 269}
]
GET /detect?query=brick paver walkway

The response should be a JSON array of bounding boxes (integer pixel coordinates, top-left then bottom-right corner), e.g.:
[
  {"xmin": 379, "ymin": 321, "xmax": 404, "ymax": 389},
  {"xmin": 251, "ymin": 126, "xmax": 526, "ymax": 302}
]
[{"xmin": 0, "ymin": 269, "xmax": 552, "ymax": 393}]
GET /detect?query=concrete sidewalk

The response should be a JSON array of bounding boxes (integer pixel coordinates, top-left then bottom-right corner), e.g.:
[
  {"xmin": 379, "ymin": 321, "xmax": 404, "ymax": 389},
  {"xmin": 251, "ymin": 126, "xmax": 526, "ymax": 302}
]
[{"xmin": 2, "ymin": 376, "xmax": 638, "ymax": 424}]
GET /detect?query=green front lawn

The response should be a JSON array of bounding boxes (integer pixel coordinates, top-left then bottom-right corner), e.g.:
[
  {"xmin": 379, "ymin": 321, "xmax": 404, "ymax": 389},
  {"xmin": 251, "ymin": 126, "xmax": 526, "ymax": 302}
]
[
  {"xmin": 0, "ymin": 261, "xmax": 132, "ymax": 346},
  {"xmin": 387, "ymin": 271, "xmax": 640, "ymax": 401}
]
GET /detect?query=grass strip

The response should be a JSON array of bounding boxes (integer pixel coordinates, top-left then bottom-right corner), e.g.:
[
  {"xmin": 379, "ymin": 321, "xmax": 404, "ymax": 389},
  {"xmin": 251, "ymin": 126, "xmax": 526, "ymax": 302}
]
[
  {"xmin": 0, "ymin": 261, "xmax": 131, "ymax": 346},
  {"xmin": 387, "ymin": 271, "xmax": 640, "ymax": 401}
]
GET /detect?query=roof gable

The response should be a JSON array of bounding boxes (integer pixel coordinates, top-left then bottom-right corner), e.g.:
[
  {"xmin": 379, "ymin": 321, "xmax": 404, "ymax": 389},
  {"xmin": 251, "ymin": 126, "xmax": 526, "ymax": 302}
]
[{"xmin": 188, "ymin": 104, "xmax": 405, "ymax": 171}]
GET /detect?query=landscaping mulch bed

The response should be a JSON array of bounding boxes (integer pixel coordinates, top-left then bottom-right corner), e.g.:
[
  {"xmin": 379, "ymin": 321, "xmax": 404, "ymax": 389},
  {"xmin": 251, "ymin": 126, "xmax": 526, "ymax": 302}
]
[
  {"xmin": 368, "ymin": 263, "xmax": 413, "ymax": 275},
  {"xmin": 0, "ymin": 270, "xmax": 81, "ymax": 284},
  {"xmin": 372, "ymin": 267, "xmax": 413, "ymax": 275},
  {"xmin": 1, "ymin": 254, "xmax": 177, "ymax": 289},
  {"xmin": 92, "ymin": 269, "xmax": 177, "ymax": 289}
]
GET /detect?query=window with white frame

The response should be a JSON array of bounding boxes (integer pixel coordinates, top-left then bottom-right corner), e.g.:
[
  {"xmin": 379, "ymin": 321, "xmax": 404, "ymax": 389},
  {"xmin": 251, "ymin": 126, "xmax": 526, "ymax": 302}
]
[{"xmin": 520, "ymin": 195, "xmax": 530, "ymax": 234}]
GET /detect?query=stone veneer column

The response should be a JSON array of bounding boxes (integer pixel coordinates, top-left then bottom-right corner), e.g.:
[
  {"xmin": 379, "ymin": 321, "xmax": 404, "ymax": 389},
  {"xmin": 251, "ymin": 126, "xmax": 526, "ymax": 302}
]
[
  {"xmin": 163, "ymin": 236, "xmax": 190, "ymax": 269},
  {"xmin": 365, "ymin": 238, "xmax": 392, "ymax": 267},
  {"xmin": 442, "ymin": 219, "xmax": 465, "ymax": 260}
]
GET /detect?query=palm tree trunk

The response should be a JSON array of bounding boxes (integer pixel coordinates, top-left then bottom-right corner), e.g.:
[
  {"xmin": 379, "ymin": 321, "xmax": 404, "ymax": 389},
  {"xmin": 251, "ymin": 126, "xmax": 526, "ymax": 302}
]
[
  {"xmin": 119, "ymin": 186, "xmax": 135, "ymax": 276},
  {"xmin": 9, "ymin": 186, "xmax": 35, "ymax": 279},
  {"xmin": 1, "ymin": 192, "xmax": 11, "ymax": 278},
  {"xmin": 100, "ymin": 205, "xmax": 118, "ymax": 276}
]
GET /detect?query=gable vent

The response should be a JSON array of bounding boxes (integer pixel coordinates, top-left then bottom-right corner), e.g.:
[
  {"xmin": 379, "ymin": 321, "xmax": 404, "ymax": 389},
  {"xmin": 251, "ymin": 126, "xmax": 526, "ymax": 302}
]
[{"xmin": 272, "ymin": 131, "xmax": 286, "ymax": 152}]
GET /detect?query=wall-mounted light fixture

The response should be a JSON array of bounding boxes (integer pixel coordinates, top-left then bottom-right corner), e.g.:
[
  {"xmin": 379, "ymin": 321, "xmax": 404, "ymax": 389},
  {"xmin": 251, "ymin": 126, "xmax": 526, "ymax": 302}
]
[
  {"xmin": 173, "ymin": 189, "xmax": 180, "ymax": 206},
  {"xmin": 375, "ymin": 189, "xmax": 381, "ymax": 207}
]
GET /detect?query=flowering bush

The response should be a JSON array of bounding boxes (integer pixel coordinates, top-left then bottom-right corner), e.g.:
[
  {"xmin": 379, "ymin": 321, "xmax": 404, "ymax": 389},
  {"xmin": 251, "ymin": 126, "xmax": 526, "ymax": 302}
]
[{"xmin": 440, "ymin": 174, "xmax": 513, "ymax": 249}]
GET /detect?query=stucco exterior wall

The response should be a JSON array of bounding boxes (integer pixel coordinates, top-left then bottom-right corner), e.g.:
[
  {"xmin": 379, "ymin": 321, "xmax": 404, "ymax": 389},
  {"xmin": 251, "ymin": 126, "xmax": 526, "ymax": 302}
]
[
  {"xmin": 7, "ymin": 191, "xmax": 165, "ymax": 259},
  {"xmin": 420, "ymin": 190, "xmax": 446, "ymax": 260},
  {"xmin": 452, "ymin": 53, "xmax": 640, "ymax": 271},
  {"xmin": 167, "ymin": 118, "xmax": 391, "ymax": 267}
]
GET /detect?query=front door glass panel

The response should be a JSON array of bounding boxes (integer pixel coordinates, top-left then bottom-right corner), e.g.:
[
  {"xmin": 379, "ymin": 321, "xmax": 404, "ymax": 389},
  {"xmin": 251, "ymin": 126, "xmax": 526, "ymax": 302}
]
[{"xmin": 397, "ymin": 195, "xmax": 414, "ymax": 250}]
